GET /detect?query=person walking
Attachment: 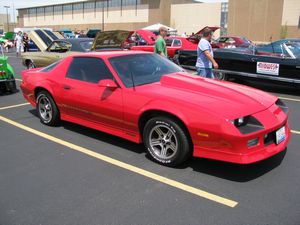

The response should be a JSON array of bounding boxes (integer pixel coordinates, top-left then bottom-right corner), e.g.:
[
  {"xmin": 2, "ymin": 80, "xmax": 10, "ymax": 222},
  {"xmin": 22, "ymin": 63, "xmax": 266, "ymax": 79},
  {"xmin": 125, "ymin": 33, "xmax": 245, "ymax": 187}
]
[
  {"xmin": 23, "ymin": 33, "xmax": 29, "ymax": 52},
  {"xmin": 14, "ymin": 31, "xmax": 23, "ymax": 57},
  {"xmin": 195, "ymin": 28, "xmax": 218, "ymax": 78},
  {"xmin": 154, "ymin": 26, "xmax": 168, "ymax": 57}
]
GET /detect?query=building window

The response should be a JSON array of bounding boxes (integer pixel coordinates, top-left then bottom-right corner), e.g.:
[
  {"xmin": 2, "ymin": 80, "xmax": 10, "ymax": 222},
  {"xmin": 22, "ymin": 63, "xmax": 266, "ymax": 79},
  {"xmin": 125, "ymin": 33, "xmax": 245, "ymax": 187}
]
[
  {"xmin": 96, "ymin": 1, "xmax": 105, "ymax": 8},
  {"xmin": 45, "ymin": 6, "xmax": 52, "ymax": 13},
  {"xmin": 36, "ymin": 7, "xmax": 44, "ymax": 14},
  {"xmin": 54, "ymin": 5, "xmax": 62, "ymax": 12},
  {"xmin": 73, "ymin": 3, "xmax": 84, "ymax": 11},
  {"xmin": 63, "ymin": 4, "xmax": 72, "ymax": 11},
  {"xmin": 84, "ymin": 2, "xmax": 94, "ymax": 9}
]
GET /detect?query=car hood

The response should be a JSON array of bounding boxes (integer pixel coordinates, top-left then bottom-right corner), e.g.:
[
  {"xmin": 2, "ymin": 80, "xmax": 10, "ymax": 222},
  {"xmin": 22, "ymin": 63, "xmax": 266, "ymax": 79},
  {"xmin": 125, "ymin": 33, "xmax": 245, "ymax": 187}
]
[
  {"xmin": 195, "ymin": 26, "xmax": 220, "ymax": 35},
  {"xmin": 28, "ymin": 29, "xmax": 63, "ymax": 51},
  {"xmin": 138, "ymin": 73, "xmax": 277, "ymax": 120},
  {"xmin": 91, "ymin": 30, "xmax": 131, "ymax": 51}
]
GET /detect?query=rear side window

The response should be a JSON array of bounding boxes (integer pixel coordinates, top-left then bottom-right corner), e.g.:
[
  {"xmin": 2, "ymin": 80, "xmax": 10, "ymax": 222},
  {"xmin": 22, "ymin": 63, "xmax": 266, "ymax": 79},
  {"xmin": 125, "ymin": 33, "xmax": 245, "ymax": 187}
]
[
  {"xmin": 39, "ymin": 60, "xmax": 61, "ymax": 72},
  {"xmin": 66, "ymin": 57, "xmax": 113, "ymax": 83}
]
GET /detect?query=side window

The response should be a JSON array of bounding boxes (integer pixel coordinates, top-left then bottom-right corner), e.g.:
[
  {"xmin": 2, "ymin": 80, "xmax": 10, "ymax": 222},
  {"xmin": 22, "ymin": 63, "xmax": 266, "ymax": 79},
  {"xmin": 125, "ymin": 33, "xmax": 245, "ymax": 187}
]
[
  {"xmin": 165, "ymin": 39, "xmax": 173, "ymax": 47},
  {"xmin": 66, "ymin": 57, "xmax": 113, "ymax": 83},
  {"xmin": 173, "ymin": 39, "xmax": 182, "ymax": 47}
]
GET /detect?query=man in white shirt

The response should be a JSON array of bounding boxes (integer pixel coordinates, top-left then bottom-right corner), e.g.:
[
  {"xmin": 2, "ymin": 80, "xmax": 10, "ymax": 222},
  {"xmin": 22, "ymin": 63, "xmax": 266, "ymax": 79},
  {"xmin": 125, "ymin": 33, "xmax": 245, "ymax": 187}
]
[{"xmin": 14, "ymin": 31, "xmax": 23, "ymax": 57}]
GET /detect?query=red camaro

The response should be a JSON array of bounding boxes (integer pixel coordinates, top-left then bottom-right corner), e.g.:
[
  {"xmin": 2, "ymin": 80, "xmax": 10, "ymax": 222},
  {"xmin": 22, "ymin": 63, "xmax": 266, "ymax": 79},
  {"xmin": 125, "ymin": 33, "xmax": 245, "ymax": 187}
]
[{"xmin": 20, "ymin": 51, "xmax": 290, "ymax": 167}]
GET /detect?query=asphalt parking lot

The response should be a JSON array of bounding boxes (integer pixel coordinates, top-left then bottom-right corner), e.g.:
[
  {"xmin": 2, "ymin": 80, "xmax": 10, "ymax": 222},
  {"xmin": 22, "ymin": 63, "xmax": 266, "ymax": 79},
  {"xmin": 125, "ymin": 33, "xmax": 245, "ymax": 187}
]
[{"xmin": 1, "ymin": 52, "xmax": 300, "ymax": 225}]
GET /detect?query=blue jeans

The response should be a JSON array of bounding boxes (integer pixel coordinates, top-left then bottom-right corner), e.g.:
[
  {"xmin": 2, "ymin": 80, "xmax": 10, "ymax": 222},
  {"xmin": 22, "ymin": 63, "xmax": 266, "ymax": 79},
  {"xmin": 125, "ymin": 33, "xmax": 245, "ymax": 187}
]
[{"xmin": 196, "ymin": 67, "xmax": 214, "ymax": 78}]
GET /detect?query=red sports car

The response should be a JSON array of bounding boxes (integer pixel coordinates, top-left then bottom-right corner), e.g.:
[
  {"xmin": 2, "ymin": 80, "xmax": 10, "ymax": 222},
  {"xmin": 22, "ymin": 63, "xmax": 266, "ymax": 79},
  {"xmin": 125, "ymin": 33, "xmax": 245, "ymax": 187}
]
[
  {"xmin": 130, "ymin": 35, "xmax": 197, "ymax": 58},
  {"xmin": 20, "ymin": 51, "xmax": 290, "ymax": 167}
]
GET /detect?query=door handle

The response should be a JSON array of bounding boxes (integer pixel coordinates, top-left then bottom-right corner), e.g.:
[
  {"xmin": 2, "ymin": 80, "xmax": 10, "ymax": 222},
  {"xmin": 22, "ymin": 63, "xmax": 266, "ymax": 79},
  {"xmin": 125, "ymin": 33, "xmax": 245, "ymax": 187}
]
[{"xmin": 63, "ymin": 85, "xmax": 71, "ymax": 90}]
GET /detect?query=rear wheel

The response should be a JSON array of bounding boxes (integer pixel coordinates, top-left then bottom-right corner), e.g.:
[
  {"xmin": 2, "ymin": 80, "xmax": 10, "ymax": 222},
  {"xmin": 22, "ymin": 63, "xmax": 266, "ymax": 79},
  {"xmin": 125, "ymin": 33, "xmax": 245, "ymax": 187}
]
[
  {"xmin": 36, "ymin": 91, "xmax": 60, "ymax": 126},
  {"xmin": 214, "ymin": 71, "xmax": 228, "ymax": 81},
  {"xmin": 143, "ymin": 117, "xmax": 192, "ymax": 167},
  {"xmin": 6, "ymin": 80, "xmax": 17, "ymax": 93},
  {"xmin": 27, "ymin": 61, "xmax": 36, "ymax": 69}
]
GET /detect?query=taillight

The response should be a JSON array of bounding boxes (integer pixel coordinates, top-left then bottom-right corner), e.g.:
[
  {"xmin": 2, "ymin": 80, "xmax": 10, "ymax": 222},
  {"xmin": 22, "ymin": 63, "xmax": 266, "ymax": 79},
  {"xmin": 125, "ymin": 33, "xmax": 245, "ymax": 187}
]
[{"xmin": 0, "ymin": 71, "xmax": 6, "ymax": 76}]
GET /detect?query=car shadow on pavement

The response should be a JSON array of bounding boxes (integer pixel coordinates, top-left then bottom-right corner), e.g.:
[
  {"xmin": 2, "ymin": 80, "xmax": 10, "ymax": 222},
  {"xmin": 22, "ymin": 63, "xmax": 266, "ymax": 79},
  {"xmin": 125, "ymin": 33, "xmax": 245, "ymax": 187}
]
[
  {"xmin": 179, "ymin": 148, "xmax": 287, "ymax": 182},
  {"xmin": 29, "ymin": 109, "xmax": 145, "ymax": 155},
  {"xmin": 28, "ymin": 109, "xmax": 287, "ymax": 182}
]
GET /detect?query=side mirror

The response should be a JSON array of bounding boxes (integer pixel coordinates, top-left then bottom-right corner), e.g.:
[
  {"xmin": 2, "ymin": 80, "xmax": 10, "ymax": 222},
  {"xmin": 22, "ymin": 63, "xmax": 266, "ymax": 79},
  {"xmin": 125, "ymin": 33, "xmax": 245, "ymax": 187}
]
[{"xmin": 98, "ymin": 79, "xmax": 118, "ymax": 89}]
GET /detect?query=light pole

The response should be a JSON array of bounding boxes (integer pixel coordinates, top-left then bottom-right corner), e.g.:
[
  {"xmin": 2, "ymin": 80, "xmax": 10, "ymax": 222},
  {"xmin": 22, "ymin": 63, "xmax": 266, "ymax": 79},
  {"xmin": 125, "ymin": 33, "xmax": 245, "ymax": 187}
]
[{"xmin": 4, "ymin": 6, "xmax": 10, "ymax": 32}]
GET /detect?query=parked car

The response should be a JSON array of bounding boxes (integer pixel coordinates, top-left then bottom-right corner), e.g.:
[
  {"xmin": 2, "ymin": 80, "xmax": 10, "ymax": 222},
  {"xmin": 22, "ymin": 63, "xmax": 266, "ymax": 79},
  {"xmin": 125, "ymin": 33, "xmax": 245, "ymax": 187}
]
[
  {"xmin": 86, "ymin": 29, "xmax": 101, "ymax": 38},
  {"xmin": 58, "ymin": 29, "xmax": 75, "ymax": 39},
  {"xmin": 20, "ymin": 51, "xmax": 290, "ymax": 166},
  {"xmin": 27, "ymin": 29, "xmax": 64, "ymax": 51},
  {"xmin": 22, "ymin": 37, "xmax": 93, "ymax": 68},
  {"xmin": 256, "ymin": 38, "xmax": 300, "ymax": 55},
  {"xmin": 0, "ymin": 46, "xmax": 16, "ymax": 93},
  {"xmin": 211, "ymin": 36, "xmax": 252, "ymax": 48},
  {"xmin": 175, "ymin": 40, "xmax": 300, "ymax": 86}
]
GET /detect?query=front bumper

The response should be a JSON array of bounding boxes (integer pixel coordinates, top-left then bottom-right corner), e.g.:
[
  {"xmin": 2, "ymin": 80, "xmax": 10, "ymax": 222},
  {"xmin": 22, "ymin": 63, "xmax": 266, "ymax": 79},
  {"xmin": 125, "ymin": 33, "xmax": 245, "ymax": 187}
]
[
  {"xmin": 194, "ymin": 122, "xmax": 290, "ymax": 164},
  {"xmin": 192, "ymin": 103, "xmax": 291, "ymax": 164}
]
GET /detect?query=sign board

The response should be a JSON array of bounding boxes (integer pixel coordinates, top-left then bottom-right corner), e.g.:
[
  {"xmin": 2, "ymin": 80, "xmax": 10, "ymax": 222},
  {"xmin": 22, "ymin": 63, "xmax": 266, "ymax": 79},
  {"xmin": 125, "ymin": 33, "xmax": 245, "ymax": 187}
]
[{"xmin": 257, "ymin": 62, "xmax": 279, "ymax": 76}]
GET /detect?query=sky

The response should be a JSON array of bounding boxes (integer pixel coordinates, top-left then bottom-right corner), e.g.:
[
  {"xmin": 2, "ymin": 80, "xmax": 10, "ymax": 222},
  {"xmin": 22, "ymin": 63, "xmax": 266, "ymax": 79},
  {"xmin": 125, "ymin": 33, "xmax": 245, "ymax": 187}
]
[{"xmin": 0, "ymin": 0, "xmax": 228, "ymax": 22}]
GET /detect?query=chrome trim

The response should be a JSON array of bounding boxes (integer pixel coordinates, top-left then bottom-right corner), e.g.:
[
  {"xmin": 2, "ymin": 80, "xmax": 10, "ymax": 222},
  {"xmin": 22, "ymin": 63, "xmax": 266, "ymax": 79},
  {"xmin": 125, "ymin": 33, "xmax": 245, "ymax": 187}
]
[
  {"xmin": 180, "ymin": 65, "xmax": 300, "ymax": 84},
  {"xmin": 214, "ymin": 69, "xmax": 300, "ymax": 84},
  {"xmin": 0, "ymin": 79, "xmax": 15, "ymax": 82}
]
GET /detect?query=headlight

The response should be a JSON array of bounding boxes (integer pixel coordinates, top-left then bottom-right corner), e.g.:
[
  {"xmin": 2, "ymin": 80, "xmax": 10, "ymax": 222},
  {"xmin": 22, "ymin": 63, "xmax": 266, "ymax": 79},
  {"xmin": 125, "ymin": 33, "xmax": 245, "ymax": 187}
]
[
  {"xmin": 276, "ymin": 99, "xmax": 288, "ymax": 114},
  {"xmin": 232, "ymin": 116, "xmax": 264, "ymax": 134}
]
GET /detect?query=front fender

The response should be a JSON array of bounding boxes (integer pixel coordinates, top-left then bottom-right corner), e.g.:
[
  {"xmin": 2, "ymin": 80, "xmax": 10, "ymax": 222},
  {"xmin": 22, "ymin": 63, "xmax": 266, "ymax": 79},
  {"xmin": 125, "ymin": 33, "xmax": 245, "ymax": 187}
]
[{"xmin": 140, "ymin": 99, "xmax": 190, "ymax": 127}]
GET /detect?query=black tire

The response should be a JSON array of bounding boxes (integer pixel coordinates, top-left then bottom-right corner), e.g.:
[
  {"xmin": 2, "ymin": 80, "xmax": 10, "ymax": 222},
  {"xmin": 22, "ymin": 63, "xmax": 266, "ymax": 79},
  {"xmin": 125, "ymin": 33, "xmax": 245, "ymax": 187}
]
[
  {"xmin": 214, "ymin": 71, "xmax": 228, "ymax": 81},
  {"xmin": 6, "ymin": 80, "xmax": 17, "ymax": 93},
  {"xmin": 36, "ymin": 91, "xmax": 60, "ymax": 126},
  {"xmin": 143, "ymin": 116, "xmax": 192, "ymax": 167},
  {"xmin": 27, "ymin": 61, "xmax": 36, "ymax": 69}
]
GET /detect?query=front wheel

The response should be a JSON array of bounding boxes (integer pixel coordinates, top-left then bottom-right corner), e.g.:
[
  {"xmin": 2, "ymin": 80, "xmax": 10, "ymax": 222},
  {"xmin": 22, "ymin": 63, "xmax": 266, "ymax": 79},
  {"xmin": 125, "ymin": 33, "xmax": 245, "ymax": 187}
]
[
  {"xmin": 36, "ymin": 91, "xmax": 60, "ymax": 126},
  {"xmin": 143, "ymin": 117, "xmax": 192, "ymax": 167}
]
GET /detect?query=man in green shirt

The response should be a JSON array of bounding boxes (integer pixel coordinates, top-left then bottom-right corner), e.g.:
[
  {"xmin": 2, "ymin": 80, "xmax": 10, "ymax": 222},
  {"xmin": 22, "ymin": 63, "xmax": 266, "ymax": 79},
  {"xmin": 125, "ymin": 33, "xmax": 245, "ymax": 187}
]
[{"xmin": 154, "ymin": 26, "xmax": 168, "ymax": 57}]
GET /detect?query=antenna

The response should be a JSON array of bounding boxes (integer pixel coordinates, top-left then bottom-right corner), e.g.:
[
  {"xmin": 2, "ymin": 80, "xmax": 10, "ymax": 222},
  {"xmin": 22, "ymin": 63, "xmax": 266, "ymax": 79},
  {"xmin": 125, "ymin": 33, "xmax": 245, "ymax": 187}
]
[{"xmin": 130, "ymin": 70, "xmax": 135, "ymax": 90}]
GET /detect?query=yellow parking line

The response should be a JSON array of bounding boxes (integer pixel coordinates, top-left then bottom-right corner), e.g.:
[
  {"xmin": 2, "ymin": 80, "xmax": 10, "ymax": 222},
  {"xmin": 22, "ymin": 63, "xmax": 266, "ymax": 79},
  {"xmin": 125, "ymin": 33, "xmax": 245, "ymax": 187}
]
[
  {"xmin": 0, "ymin": 103, "xmax": 30, "ymax": 111},
  {"xmin": 0, "ymin": 115, "xmax": 238, "ymax": 208},
  {"xmin": 291, "ymin": 130, "xmax": 300, "ymax": 135},
  {"xmin": 279, "ymin": 97, "xmax": 300, "ymax": 103}
]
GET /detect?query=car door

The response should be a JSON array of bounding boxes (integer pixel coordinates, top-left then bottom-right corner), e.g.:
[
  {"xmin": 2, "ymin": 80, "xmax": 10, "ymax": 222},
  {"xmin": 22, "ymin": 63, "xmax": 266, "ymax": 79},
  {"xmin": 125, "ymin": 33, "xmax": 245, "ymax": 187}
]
[
  {"xmin": 40, "ymin": 41, "xmax": 71, "ymax": 66},
  {"xmin": 60, "ymin": 56, "xmax": 123, "ymax": 129},
  {"xmin": 167, "ymin": 39, "xmax": 182, "ymax": 58},
  {"xmin": 250, "ymin": 43, "xmax": 299, "ymax": 80}
]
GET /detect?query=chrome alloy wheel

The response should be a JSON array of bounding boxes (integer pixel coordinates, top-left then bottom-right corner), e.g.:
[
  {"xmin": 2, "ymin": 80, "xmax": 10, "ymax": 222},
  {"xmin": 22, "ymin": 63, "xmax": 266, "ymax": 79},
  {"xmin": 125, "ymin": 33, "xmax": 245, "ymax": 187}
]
[
  {"xmin": 38, "ymin": 95, "xmax": 53, "ymax": 123},
  {"xmin": 149, "ymin": 124, "xmax": 178, "ymax": 160}
]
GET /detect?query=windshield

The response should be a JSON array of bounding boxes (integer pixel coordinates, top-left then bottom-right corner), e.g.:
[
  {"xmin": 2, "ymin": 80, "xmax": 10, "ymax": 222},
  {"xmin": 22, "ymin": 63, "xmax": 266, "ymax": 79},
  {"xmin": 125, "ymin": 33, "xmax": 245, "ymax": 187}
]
[
  {"xmin": 284, "ymin": 42, "xmax": 300, "ymax": 58},
  {"xmin": 80, "ymin": 41, "xmax": 93, "ymax": 51},
  {"xmin": 109, "ymin": 54, "xmax": 184, "ymax": 88}
]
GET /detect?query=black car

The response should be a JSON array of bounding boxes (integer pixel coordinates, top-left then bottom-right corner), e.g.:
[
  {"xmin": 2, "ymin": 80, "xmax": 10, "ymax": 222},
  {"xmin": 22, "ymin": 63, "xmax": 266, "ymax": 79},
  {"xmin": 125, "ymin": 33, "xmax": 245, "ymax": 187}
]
[{"xmin": 175, "ymin": 40, "xmax": 300, "ymax": 87}]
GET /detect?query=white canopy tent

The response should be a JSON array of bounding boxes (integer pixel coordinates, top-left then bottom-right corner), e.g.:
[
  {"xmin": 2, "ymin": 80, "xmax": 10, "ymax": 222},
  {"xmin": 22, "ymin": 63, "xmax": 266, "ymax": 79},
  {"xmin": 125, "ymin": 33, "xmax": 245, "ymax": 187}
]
[{"xmin": 142, "ymin": 23, "xmax": 177, "ymax": 34}]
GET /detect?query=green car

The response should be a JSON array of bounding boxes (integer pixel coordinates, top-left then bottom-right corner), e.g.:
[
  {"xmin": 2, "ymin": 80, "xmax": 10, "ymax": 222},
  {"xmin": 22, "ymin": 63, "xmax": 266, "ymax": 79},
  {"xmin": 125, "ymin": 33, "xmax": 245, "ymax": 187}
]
[{"xmin": 0, "ymin": 46, "xmax": 17, "ymax": 93}]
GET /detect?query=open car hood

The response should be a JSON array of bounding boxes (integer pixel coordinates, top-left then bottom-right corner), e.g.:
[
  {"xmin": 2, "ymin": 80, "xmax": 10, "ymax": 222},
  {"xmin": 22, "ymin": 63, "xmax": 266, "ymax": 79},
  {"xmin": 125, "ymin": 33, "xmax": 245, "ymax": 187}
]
[
  {"xmin": 91, "ymin": 30, "xmax": 131, "ymax": 51},
  {"xmin": 195, "ymin": 26, "xmax": 220, "ymax": 35},
  {"xmin": 133, "ymin": 30, "xmax": 156, "ymax": 45},
  {"xmin": 28, "ymin": 29, "xmax": 63, "ymax": 51}
]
